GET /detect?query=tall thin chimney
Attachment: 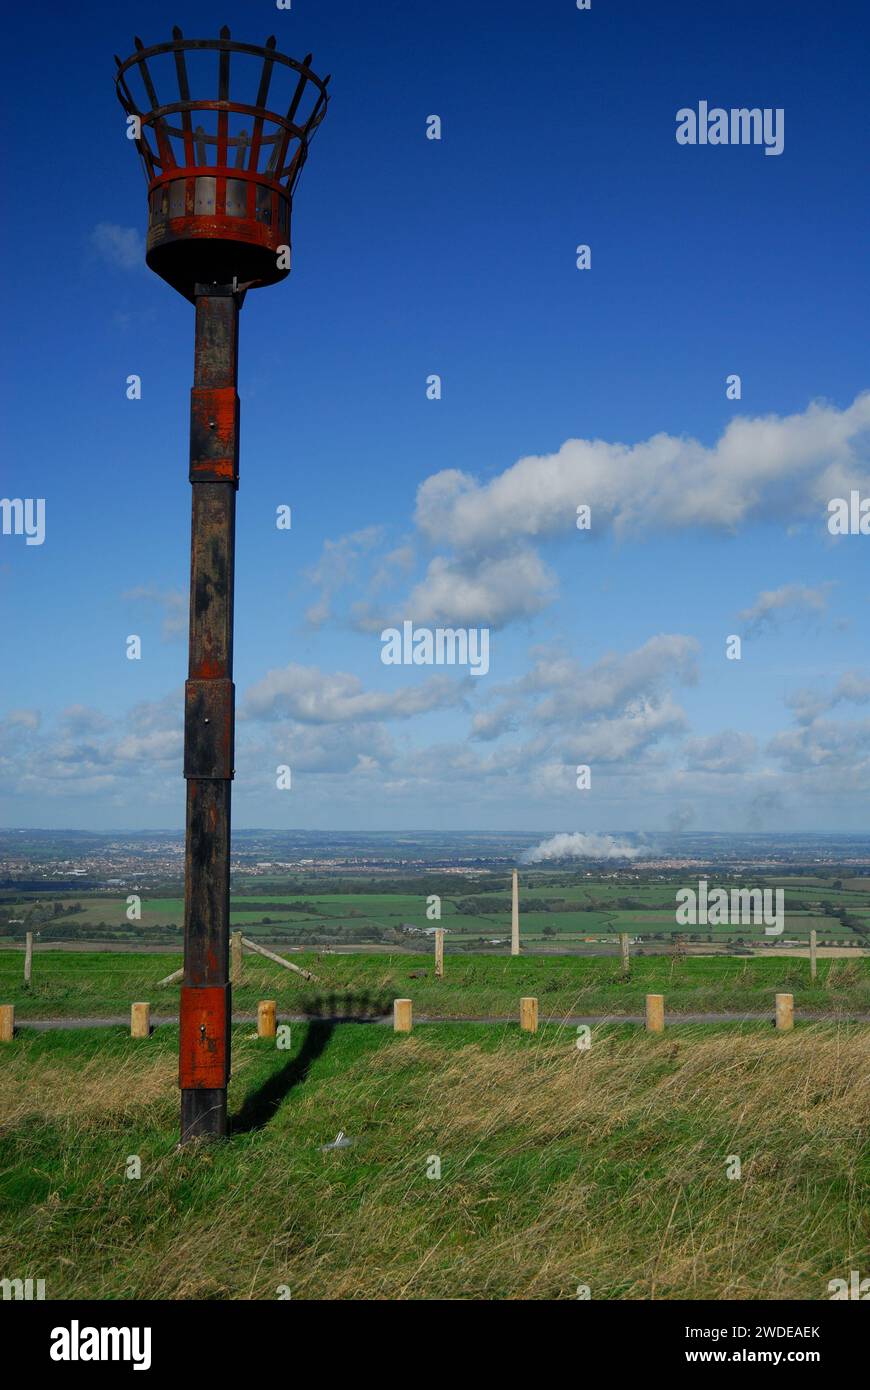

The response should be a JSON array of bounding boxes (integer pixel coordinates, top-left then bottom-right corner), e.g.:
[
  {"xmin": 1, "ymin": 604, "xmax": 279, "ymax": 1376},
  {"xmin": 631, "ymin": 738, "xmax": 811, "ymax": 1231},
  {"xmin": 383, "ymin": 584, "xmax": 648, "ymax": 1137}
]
[{"xmin": 511, "ymin": 869, "xmax": 520, "ymax": 956}]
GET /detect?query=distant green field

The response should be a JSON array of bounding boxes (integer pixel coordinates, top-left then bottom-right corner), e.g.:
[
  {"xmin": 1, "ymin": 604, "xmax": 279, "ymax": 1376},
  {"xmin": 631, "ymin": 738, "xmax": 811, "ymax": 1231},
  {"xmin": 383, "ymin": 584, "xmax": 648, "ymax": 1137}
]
[
  {"xmin": 234, "ymin": 892, "xmax": 442, "ymax": 911},
  {"xmin": 3, "ymin": 873, "xmax": 868, "ymax": 947}
]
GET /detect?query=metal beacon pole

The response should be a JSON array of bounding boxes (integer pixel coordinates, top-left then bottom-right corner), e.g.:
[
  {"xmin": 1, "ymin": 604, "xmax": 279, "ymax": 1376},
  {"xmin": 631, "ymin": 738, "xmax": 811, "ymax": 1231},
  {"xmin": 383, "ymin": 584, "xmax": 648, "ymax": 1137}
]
[{"xmin": 114, "ymin": 27, "xmax": 330, "ymax": 1142}]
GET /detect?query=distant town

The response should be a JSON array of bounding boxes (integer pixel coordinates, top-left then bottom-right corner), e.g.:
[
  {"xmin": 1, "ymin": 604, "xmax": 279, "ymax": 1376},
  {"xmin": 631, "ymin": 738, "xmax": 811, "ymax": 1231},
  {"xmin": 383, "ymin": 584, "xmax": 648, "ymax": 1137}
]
[{"xmin": 3, "ymin": 828, "xmax": 869, "ymax": 888}]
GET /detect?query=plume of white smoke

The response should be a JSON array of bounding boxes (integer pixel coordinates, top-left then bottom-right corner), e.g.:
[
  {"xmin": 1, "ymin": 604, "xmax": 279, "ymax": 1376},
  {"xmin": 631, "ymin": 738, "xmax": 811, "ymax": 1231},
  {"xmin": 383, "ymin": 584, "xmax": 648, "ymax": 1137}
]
[{"xmin": 522, "ymin": 832, "xmax": 649, "ymax": 863}]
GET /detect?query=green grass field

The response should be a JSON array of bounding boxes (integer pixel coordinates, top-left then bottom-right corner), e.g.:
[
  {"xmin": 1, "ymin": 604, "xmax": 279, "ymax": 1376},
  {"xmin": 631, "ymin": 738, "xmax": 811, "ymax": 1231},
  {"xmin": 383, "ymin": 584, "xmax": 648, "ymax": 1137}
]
[
  {"xmin": 5, "ymin": 872, "xmax": 869, "ymax": 947},
  {"xmin": 3, "ymin": 949, "xmax": 870, "ymax": 1020},
  {"xmin": 1, "ymin": 1020, "xmax": 867, "ymax": 1299}
]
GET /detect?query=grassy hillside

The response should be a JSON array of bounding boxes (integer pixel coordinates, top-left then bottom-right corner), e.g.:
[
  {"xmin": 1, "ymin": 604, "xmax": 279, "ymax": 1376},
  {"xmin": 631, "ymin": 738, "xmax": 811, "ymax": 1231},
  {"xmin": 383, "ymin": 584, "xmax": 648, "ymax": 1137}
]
[
  {"xmin": 3, "ymin": 950, "xmax": 870, "ymax": 1020},
  {"xmin": 1, "ymin": 1021, "xmax": 867, "ymax": 1299}
]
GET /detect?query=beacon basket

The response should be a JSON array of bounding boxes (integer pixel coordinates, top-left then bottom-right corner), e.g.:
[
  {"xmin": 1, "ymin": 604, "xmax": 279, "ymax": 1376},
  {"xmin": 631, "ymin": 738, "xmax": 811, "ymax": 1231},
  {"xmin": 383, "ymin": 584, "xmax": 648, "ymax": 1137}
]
[{"xmin": 115, "ymin": 26, "xmax": 330, "ymax": 301}]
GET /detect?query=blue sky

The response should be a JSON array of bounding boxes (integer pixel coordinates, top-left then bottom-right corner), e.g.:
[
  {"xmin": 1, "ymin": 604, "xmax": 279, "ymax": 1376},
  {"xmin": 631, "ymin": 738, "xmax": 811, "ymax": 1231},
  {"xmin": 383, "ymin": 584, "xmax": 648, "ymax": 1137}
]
[{"xmin": 1, "ymin": 0, "xmax": 869, "ymax": 836}]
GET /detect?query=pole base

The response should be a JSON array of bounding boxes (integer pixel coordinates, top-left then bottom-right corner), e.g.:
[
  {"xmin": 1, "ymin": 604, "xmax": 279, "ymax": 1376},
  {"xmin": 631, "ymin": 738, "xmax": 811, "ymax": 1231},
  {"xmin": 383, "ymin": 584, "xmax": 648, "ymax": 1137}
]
[{"xmin": 181, "ymin": 1088, "xmax": 228, "ymax": 1143}]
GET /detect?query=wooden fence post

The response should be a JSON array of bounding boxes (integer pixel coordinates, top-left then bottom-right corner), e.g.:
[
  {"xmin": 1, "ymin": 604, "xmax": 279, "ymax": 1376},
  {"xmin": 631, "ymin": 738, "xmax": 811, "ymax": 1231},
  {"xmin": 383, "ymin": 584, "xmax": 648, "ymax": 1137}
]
[
  {"xmin": 394, "ymin": 998, "xmax": 413, "ymax": 1033},
  {"xmin": 258, "ymin": 1000, "xmax": 277, "ymax": 1038},
  {"xmin": 0, "ymin": 1005, "xmax": 14, "ymax": 1042},
  {"xmin": 241, "ymin": 936, "xmax": 318, "ymax": 981},
  {"xmin": 520, "ymin": 996, "xmax": 538, "ymax": 1033},
  {"xmin": 157, "ymin": 965, "xmax": 184, "ymax": 987},
  {"xmin": 620, "ymin": 932, "xmax": 630, "ymax": 975},
  {"xmin": 809, "ymin": 929, "xmax": 817, "ymax": 982},
  {"xmin": 775, "ymin": 993, "xmax": 794, "ymax": 1031},
  {"xmin": 645, "ymin": 993, "xmax": 665, "ymax": 1033},
  {"xmin": 23, "ymin": 931, "xmax": 33, "ymax": 988},
  {"xmin": 231, "ymin": 930, "xmax": 243, "ymax": 986},
  {"xmin": 131, "ymin": 1002, "xmax": 151, "ymax": 1038},
  {"xmin": 434, "ymin": 928, "xmax": 444, "ymax": 978}
]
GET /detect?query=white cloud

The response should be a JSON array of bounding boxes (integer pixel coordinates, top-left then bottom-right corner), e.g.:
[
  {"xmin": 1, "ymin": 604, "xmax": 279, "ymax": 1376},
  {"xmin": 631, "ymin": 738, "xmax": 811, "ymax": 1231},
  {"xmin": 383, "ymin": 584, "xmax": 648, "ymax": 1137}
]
[
  {"xmin": 787, "ymin": 670, "xmax": 870, "ymax": 724},
  {"xmin": 2, "ymin": 708, "xmax": 40, "ymax": 731},
  {"xmin": 242, "ymin": 663, "xmax": 468, "ymax": 724},
  {"xmin": 684, "ymin": 730, "xmax": 757, "ymax": 773},
  {"xmin": 737, "ymin": 582, "xmax": 834, "ymax": 635},
  {"xmin": 289, "ymin": 724, "xmax": 394, "ymax": 774},
  {"xmin": 768, "ymin": 717, "xmax": 870, "ymax": 771},
  {"xmin": 307, "ymin": 393, "xmax": 870, "ymax": 636},
  {"xmin": 126, "ymin": 691, "xmax": 183, "ymax": 733},
  {"xmin": 414, "ymin": 393, "xmax": 870, "ymax": 550},
  {"xmin": 124, "ymin": 585, "xmax": 187, "ymax": 641},
  {"xmin": 472, "ymin": 635, "xmax": 698, "ymax": 743},
  {"xmin": 90, "ymin": 222, "xmax": 145, "ymax": 271},
  {"xmin": 769, "ymin": 671, "xmax": 870, "ymax": 775},
  {"xmin": 305, "ymin": 527, "xmax": 383, "ymax": 627},
  {"xmin": 113, "ymin": 730, "xmax": 183, "ymax": 763},
  {"xmin": 528, "ymin": 635, "xmax": 697, "ymax": 723},
  {"xmin": 522, "ymin": 831, "xmax": 649, "ymax": 863},
  {"xmin": 560, "ymin": 695, "xmax": 690, "ymax": 763},
  {"xmin": 835, "ymin": 672, "xmax": 870, "ymax": 705},
  {"xmin": 60, "ymin": 706, "xmax": 111, "ymax": 735},
  {"xmin": 395, "ymin": 547, "xmax": 556, "ymax": 629},
  {"xmin": 283, "ymin": 390, "xmax": 870, "ymax": 638}
]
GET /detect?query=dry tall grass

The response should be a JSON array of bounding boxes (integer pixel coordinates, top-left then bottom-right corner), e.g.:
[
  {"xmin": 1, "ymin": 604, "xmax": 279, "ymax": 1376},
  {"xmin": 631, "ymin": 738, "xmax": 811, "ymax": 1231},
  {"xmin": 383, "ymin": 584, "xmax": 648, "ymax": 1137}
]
[{"xmin": 1, "ymin": 1024, "xmax": 867, "ymax": 1300}]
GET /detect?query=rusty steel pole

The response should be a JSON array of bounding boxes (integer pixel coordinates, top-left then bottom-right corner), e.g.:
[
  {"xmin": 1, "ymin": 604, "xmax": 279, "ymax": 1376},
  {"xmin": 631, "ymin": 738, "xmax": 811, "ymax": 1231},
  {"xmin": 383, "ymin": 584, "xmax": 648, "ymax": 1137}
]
[{"xmin": 179, "ymin": 283, "xmax": 242, "ymax": 1142}]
